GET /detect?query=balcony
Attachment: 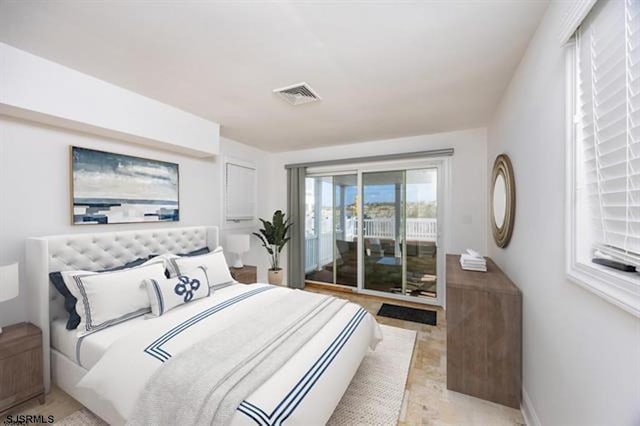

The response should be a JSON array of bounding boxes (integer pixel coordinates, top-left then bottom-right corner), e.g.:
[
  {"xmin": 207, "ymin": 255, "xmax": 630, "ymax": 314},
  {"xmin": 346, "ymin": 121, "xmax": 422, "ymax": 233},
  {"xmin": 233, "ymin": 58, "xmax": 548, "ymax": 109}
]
[{"xmin": 305, "ymin": 217, "xmax": 437, "ymax": 273}]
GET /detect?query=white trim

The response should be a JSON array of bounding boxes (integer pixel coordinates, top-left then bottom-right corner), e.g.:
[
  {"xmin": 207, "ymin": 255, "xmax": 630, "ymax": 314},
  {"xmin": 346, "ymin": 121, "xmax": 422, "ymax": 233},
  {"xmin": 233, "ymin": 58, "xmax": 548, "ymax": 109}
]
[
  {"xmin": 557, "ymin": 0, "xmax": 597, "ymax": 45},
  {"xmin": 567, "ymin": 265, "xmax": 640, "ymax": 317},
  {"xmin": 521, "ymin": 387, "xmax": 542, "ymax": 426},
  {"xmin": 565, "ymin": 41, "xmax": 640, "ymax": 318}
]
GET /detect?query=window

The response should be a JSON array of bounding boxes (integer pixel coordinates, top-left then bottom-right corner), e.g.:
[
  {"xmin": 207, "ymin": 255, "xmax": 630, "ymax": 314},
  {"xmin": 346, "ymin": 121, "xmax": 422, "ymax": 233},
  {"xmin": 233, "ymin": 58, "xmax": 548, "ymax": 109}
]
[
  {"xmin": 225, "ymin": 160, "xmax": 256, "ymax": 223},
  {"xmin": 568, "ymin": 0, "xmax": 640, "ymax": 316}
]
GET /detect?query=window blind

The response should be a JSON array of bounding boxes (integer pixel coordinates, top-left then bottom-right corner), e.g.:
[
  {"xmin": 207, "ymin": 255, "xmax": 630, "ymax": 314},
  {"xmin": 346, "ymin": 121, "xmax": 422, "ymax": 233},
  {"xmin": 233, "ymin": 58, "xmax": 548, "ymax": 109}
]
[
  {"xmin": 225, "ymin": 162, "xmax": 256, "ymax": 221},
  {"xmin": 577, "ymin": 0, "xmax": 640, "ymax": 267}
]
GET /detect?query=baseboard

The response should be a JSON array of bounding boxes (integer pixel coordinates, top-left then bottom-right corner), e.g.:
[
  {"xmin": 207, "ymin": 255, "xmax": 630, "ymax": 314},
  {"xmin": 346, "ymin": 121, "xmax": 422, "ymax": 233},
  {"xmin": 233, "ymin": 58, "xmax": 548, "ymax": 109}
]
[{"xmin": 521, "ymin": 387, "xmax": 542, "ymax": 426}]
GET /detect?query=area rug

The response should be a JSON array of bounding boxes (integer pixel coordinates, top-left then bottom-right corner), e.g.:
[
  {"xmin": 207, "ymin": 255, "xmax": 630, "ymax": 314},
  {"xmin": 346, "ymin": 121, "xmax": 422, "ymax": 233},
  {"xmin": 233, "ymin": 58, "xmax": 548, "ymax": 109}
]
[
  {"xmin": 327, "ymin": 324, "xmax": 416, "ymax": 425},
  {"xmin": 58, "ymin": 324, "xmax": 416, "ymax": 426}
]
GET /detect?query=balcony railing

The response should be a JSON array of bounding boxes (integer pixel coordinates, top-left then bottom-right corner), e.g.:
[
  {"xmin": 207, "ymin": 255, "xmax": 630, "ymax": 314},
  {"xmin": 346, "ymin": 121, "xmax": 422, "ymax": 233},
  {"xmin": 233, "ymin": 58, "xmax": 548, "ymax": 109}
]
[
  {"xmin": 305, "ymin": 217, "xmax": 437, "ymax": 272},
  {"xmin": 305, "ymin": 232, "xmax": 334, "ymax": 273},
  {"xmin": 347, "ymin": 217, "xmax": 437, "ymax": 242}
]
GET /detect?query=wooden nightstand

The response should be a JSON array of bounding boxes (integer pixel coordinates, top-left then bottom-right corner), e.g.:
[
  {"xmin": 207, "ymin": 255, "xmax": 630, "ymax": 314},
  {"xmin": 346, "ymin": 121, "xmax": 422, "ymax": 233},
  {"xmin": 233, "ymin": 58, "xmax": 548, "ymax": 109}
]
[
  {"xmin": 0, "ymin": 323, "xmax": 44, "ymax": 415},
  {"xmin": 230, "ymin": 265, "xmax": 257, "ymax": 284}
]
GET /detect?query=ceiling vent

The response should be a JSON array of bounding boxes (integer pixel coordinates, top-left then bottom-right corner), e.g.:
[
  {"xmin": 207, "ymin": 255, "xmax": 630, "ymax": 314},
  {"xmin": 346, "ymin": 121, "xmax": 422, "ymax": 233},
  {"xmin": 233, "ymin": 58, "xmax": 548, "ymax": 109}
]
[{"xmin": 273, "ymin": 82, "xmax": 321, "ymax": 106}]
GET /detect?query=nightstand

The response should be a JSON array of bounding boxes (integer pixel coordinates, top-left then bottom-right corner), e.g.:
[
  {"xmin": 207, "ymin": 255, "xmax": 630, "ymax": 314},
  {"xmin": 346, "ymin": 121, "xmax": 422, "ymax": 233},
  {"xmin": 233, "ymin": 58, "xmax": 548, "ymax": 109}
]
[
  {"xmin": 230, "ymin": 265, "xmax": 257, "ymax": 284},
  {"xmin": 0, "ymin": 323, "xmax": 44, "ymax": 415}
]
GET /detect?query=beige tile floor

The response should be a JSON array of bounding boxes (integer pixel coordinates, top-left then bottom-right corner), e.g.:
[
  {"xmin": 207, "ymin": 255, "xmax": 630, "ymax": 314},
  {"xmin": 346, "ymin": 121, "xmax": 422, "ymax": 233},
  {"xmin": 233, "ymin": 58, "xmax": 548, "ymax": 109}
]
[
  {"xmin": 308, "ymin": 286, "xmax": 525, "ymax": 426},
  {"xmin": 2, "ymin": 286, "xmax": 524, "ymax": 425}
]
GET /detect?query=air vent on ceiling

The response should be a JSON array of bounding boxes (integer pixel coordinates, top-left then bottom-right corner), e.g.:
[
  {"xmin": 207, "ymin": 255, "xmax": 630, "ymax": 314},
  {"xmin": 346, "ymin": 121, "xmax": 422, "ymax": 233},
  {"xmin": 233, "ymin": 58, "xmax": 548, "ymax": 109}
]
[{"xmin": 273, "ymin": 82, "xmax": 321, "ymax": 106}]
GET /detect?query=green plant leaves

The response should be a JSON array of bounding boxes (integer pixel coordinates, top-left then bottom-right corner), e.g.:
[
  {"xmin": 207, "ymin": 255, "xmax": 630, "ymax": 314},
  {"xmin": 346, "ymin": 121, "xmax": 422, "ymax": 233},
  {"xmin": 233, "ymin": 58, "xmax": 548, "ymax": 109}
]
[{"xmin": 254, "ymin": 210, "xmax": 293, "ymax": 269}]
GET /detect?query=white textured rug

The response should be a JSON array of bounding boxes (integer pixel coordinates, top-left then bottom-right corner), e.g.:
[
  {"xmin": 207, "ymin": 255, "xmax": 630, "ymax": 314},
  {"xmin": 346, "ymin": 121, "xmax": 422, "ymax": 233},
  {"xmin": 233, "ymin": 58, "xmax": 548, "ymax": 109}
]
[
  {"xmin": 327, "ymin": 324, "xmax": 416, "ymax": 426},
  {"xmin": 58, "ymin": 324, "xmax": 416, "ymax": 426}
]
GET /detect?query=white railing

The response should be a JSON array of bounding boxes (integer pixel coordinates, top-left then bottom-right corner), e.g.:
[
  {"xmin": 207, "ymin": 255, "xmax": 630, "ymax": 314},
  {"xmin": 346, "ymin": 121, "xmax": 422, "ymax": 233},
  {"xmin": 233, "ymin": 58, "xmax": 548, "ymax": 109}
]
[
  {"xmin": 305, "ymin": 231, "xmax": 334, "ymax": 272},
  {"xmin": 346, "ymin": 217, "xmax": 437, "ymax": 242},
  {"xmin": 406, "ymin": 218, "xmax": 438, "ymax": 241},
  {"xmin": 305, "ymin": 217, "xmax": 437, "ymax": 272}
]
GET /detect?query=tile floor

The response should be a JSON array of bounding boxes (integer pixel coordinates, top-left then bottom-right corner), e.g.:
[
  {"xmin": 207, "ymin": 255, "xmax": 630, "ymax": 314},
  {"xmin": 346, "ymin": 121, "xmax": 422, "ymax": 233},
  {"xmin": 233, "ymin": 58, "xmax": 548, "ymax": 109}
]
[{"xmin": 306, "ymin": 286, "xmax": 524, "ymax": 426}]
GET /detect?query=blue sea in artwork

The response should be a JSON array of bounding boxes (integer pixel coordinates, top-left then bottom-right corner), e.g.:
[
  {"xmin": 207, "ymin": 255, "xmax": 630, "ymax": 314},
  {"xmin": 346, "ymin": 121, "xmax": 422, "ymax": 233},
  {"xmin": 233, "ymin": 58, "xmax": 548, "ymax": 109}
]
[{"xmin": 72, "ymin": 148, "xmax": 179, "ymax": 225}]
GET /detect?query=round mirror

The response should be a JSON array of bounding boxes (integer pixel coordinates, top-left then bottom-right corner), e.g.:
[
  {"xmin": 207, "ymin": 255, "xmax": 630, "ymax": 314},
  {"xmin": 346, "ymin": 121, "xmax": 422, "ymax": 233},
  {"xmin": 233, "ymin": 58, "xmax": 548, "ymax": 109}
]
[
  {"xmin": 493, "ymin": 174, "xmax": 507, "ymax": 229},
  {"xmin": 491, "ymin": 154, "xmax": 515, "ymax": 248}
]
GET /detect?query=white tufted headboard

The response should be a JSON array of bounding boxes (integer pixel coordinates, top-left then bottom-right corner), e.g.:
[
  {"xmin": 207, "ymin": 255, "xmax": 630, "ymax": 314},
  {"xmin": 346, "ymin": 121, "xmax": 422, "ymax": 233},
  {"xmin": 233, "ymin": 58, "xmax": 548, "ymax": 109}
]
[{"xmin": 25, "ymin": 226, "xmax": 219, "ymax": 392}]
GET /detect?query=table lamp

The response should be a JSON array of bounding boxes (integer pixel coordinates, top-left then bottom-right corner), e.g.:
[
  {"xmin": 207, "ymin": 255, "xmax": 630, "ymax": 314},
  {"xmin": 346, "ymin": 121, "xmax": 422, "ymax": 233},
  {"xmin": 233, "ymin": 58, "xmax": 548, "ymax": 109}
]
[
  {"xmin": 0, "ymin": 263, "xmax": 20, "ymax": 334},
  {"xmin": 226, "ymin": 234, "xmax": 250, "ymax": 268}
]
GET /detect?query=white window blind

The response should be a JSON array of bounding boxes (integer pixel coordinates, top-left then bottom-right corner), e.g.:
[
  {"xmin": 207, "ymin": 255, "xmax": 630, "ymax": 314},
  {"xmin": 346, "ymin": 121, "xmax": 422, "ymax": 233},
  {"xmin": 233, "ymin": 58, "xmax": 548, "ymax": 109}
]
[
  {"xmin": 225, "ymin": 162, "xmax": 256, "ymax": 221},
  {"xmin": 576, "ymin": 0, "xmax": 640, "ymax": 268}
]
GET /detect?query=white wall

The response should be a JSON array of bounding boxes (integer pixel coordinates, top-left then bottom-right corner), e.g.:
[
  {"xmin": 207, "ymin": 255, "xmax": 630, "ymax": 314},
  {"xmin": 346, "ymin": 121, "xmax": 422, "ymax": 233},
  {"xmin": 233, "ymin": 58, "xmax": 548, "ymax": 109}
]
[
  {"xmin": 0, "ymin": 43, "xmax": 219, "ymax": 157},
  {"xmin": 0, "ymin": 119, "xmax": 271, "ymax": 327},
  {"xmin": 487, "ymin": 2, "xmax": 640, "ymax": 425},
  {"xmin": 269, "ymin": 127, "xmax": 488, "ymax": 282}
]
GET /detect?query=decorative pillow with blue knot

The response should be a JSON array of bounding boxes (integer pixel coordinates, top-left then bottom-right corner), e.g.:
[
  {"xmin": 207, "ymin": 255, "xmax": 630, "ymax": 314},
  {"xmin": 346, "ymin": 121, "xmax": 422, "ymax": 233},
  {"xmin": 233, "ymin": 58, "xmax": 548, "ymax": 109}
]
[{"xmin": 143, "ymin": 265, "xmax": 211, "ymax": 316}]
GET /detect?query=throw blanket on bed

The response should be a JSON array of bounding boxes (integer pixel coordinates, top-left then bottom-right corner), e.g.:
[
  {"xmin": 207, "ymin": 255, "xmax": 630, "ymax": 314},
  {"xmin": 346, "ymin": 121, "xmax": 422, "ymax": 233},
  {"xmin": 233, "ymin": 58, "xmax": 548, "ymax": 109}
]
[{"xmin": 127, "ymin": 290, "xmax": 347, "ymax": 426}]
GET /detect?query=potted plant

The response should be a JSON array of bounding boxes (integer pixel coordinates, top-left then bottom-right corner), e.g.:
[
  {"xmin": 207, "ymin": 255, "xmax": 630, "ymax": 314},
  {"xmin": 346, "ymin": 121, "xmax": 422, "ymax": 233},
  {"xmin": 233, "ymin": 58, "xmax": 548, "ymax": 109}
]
[{"xmin": 253, "ymin": 210, "xmax": 292, "ymax": 285}]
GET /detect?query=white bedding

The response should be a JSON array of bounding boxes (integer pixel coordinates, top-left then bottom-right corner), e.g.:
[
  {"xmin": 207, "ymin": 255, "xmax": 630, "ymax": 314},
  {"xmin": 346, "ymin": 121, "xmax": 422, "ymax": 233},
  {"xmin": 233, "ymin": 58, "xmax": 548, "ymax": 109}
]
[
  {"xmin": 51, "ymin": 315, "xmax": 149, "ymax": 370},
  {"xmin": 74, "ymin": 283, "xmax": 381, "ymax": 425}
]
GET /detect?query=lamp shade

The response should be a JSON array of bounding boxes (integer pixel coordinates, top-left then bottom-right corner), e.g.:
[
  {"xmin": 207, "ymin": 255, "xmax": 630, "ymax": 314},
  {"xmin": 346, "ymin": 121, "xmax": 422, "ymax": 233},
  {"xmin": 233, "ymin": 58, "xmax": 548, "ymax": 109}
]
[
  {"xmin": 226, "ymin": 234, "xmax": 250, "ymax": 254},
  {"xmin": 0, "ymin": 263, "xmax": 19, "ymax": 302}
]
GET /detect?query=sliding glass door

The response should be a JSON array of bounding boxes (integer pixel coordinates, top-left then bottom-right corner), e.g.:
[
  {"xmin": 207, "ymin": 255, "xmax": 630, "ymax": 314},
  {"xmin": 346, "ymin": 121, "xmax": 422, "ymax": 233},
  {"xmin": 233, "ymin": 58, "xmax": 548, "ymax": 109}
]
[
  {"xmin": 405, "ymin": 169, "xmax": 438, "ymax": 298},
  {"xmin": 334, "ymin": 175, "xmax": 358, "ymax": 286},
  {"xmin": 305, "ymin": 174, "xmax": 358, "ymax": 287},
  {"xmin": 304, "ymin": 162, "xmax": 443, "ymax": 304},
  {"xmin": 360, "ymin": 168, "xmax": 439, "ymax": 300},
  {"xmin": 362, "ymin": 171, "xmax": 405, "ymax": 294}
]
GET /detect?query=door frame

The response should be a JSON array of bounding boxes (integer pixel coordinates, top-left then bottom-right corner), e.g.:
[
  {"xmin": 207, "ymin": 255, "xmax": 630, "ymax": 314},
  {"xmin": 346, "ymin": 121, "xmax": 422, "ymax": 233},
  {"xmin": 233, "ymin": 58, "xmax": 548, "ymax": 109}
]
[{"xmin": 306, "ymin": 157, "xmax": 450, "ymax": 307}]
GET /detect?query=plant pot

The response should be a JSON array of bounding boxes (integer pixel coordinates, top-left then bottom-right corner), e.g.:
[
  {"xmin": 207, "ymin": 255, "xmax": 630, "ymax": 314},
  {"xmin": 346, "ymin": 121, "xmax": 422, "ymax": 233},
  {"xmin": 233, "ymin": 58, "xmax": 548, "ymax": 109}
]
[{"xmin": 268, "ymin": 269, "xmax": 284, "ymax": 286}]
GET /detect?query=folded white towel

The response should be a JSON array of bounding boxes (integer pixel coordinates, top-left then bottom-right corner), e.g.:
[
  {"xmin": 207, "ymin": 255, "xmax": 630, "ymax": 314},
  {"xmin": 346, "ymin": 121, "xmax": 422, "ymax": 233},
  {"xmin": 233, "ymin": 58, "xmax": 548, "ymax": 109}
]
[
  {"xmin": 460, "ymin": 254, "xmax": 486, "ymax": 265},
  {"xmin": 462, "ymin": 266, "xmax": 487, "ymax": 272},
  {"xmin": 460, "ymin": 265, "xmax": 487, "ymax": 272},
  {"xmin": 462, "ymin": 264, "xmax": 487, "ymax": 271},
  {"xmin": 461, "ymin": 257, "xmax": 487, "ymax": 265},
  {"xmin": 459, "ymin": 257, "xmax": 487, "ymax": 272},
  {"xmin": 465, "ymin": 249, "xmax": 483, "ymax": 259}
]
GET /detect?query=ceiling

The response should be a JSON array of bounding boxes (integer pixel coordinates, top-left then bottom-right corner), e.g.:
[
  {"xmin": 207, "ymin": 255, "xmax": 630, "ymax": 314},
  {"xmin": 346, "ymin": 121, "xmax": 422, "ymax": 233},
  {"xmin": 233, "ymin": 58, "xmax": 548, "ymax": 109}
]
[{"xmin": 0, "ymin": 1, "xmax": 548, "ymax": 152}]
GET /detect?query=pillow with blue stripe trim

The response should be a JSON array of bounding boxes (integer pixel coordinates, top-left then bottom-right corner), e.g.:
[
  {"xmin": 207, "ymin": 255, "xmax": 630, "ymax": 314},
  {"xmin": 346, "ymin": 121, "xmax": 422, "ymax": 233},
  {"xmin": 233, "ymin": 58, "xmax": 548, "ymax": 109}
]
[
  {"xmin": 62, "ymin": 260, "xmax": 167, "ymax": 336},
  {"xmin": 144, "ymin": 266, "xmax": 211, "ymax": 316},
  {"xmin": 50, "ymin": 256, "xmax": 158, "ymax": 330}
]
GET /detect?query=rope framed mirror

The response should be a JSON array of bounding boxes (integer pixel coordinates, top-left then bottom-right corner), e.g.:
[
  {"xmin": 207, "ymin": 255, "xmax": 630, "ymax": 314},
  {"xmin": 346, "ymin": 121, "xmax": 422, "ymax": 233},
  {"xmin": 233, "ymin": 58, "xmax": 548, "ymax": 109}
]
[{"xmin": 491, "ymin": 154, "xmax": 515, "ymax": 248}]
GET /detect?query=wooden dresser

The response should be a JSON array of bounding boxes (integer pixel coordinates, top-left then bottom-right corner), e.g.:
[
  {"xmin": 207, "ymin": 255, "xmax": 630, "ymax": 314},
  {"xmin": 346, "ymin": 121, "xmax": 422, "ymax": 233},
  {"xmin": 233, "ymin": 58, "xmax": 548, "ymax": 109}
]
[
  {"xmin": 446, "ymin": 254, "xmax": 522, "ymax": 409},
  {"xmin": 230, "ymin": 265, "xmax": 257, "ymax": 284},
  {"xmin": 0, "ymin": 323, "xmax": 44, "ymax": 415}
]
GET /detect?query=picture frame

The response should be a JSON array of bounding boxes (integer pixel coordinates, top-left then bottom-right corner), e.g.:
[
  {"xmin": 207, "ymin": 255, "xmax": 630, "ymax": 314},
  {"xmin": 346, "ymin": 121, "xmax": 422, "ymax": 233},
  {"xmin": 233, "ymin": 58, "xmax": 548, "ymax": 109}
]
[{"xmin": 71, "ymin": 146, "xmax": 180, "ymax": 225}]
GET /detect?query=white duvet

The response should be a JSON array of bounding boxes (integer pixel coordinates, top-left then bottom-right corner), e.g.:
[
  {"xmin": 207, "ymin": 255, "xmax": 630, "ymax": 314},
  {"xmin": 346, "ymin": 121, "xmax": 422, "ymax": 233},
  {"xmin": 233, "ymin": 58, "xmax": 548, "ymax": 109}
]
[{"xmin": 77, "ymin": 284, "xmax": 382, "ymax": 425}]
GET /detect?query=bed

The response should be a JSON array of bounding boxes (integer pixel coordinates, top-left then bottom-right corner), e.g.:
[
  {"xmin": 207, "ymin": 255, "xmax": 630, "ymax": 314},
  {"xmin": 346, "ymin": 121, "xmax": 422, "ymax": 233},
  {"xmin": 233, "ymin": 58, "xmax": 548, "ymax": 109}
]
[{"xmin": 26, "ymin": 226, "xmax": 381, "ymax": 425}]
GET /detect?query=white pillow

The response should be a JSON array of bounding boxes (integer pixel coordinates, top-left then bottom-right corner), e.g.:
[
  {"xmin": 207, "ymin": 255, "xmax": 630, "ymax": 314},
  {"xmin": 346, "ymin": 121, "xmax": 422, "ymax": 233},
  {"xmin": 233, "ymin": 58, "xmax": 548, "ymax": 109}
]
[
  {"xmin": 144, "ymin": 266, "xmax": 211, "ymax": 316},
  {"xmin": 63, "ymin": 260, "xmax": 167, "ymax": 336},
  {"xmin": 167, "ymin": 247, "xmax": 235, "ymax": 289}
]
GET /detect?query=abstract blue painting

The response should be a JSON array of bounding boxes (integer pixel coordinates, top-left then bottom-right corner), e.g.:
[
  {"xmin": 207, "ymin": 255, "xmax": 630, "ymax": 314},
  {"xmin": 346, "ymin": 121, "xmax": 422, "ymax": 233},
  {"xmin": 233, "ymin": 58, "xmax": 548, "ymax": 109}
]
[{"xmin": 72, "ymin": 147, "xmax": 179, "ymax": 225}]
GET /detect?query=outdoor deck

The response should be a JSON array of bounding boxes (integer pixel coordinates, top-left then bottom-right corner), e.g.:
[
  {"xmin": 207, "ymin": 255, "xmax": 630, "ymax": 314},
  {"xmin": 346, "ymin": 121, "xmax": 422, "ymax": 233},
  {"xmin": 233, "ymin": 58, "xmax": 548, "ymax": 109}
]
[{"xmin": 305, "ymin": 218, "xmax": 438, "ymax": 298}]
